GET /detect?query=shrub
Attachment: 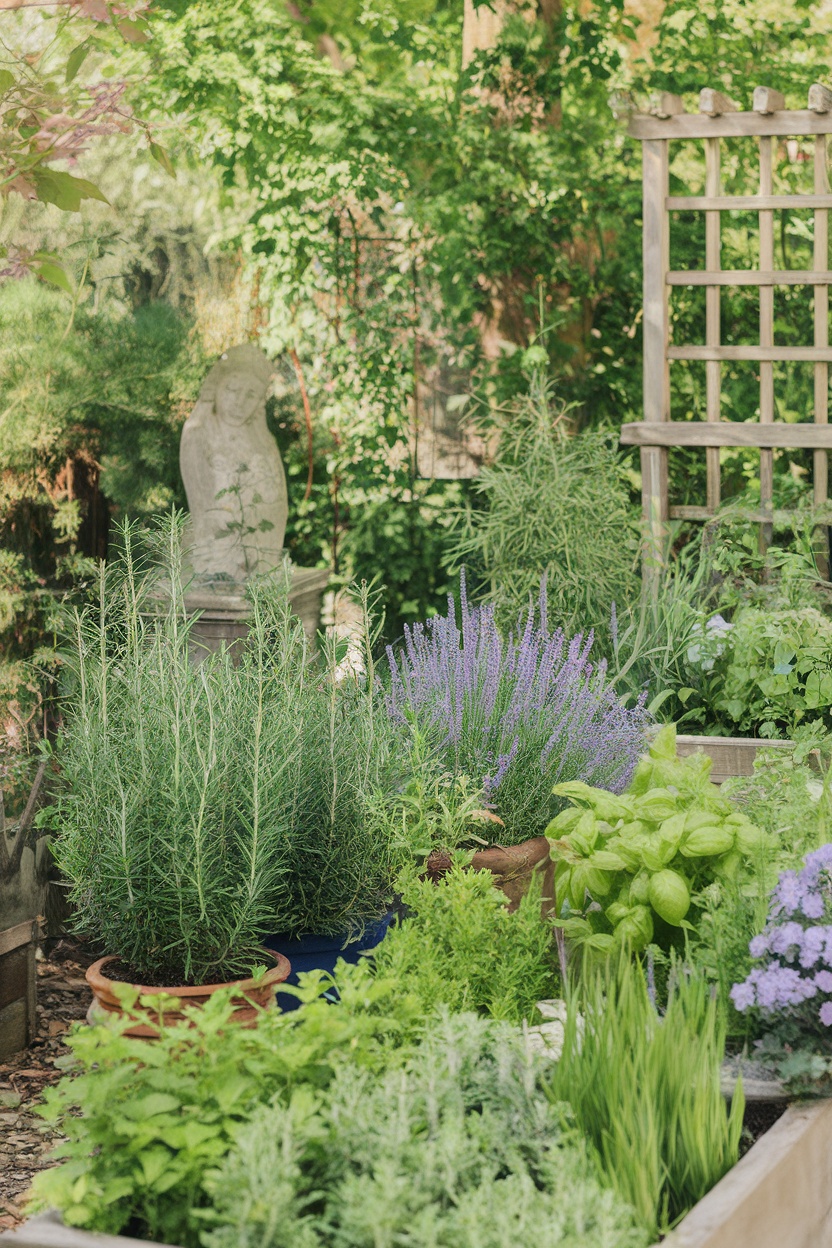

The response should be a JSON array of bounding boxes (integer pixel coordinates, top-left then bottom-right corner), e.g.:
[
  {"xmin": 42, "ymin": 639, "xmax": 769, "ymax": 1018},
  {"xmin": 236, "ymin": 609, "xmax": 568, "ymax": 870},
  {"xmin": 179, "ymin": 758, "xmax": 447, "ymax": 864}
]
[
  {"xmin": 385, "ymin": 577, "xmax": 649, "ymax": 842},
  {"xmin": 699, "ymin": 606, "xmax": 832, "ymax": 738},
  {"xmin": 548, "ymin": 957, "xmax": 744, "ymax": 1240},
  {"xmin": 203, "ymin": 1012, "xmax": 649, "ymax": 1248},
  {"xmin": 446, "ymin": 374, "xmax": 640, "ymax": 643},
  {"xmin": 49, "ymin": 517, "xmax": 400, "ymax": 985},
  {"xmin": 371, "ymin": 864, "xmax": 558, "ymax": 1024}
]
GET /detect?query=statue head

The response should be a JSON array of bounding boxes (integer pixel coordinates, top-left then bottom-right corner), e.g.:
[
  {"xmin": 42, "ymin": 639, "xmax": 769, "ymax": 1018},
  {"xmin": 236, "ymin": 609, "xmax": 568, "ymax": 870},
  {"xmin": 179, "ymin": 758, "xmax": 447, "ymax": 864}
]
[{"xmin": 186, "ymin": 345, "xmax": 275, "ymax": 433}]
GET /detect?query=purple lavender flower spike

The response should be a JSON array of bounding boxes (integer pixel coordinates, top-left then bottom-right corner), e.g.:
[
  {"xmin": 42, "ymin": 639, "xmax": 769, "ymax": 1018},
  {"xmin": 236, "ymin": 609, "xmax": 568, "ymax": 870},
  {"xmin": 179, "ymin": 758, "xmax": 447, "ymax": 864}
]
[{"xmin": 385, "ymin": 576, "xmax": 649, "ymax": 839}]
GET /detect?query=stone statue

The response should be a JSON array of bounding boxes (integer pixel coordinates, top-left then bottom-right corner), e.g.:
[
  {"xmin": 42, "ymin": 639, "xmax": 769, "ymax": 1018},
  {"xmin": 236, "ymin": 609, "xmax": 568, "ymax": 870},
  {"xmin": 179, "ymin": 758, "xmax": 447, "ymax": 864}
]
[{"xmin": 180, "ymin": 345, "xmax": 288, "ymax": 582}]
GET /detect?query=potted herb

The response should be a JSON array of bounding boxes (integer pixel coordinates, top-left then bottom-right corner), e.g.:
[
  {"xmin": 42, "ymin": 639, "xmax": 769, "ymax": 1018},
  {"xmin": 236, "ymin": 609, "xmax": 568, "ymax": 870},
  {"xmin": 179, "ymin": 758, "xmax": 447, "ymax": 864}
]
[
  {"xmin": 383, "ymin": 578, "xmax": 649, "ymax": 903},
  {"xmin": 47, "ymin": 517, "xmax": 400, "ymax": 1024}
]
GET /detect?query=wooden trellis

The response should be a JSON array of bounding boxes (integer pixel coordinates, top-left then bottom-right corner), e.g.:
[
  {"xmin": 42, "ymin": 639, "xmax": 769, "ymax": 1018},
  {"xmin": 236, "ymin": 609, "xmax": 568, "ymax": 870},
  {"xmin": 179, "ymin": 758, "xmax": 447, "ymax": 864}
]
[{"xmin": 621, "ymin": 83, "xmax": 832, "ymax": 569}]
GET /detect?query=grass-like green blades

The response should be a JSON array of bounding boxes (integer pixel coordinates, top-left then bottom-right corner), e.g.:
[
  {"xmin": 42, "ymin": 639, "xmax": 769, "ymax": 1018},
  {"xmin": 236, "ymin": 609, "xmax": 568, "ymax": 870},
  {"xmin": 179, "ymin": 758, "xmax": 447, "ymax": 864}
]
[{"xmin": 547, "ymin": 956, "xmax": 744, "ymax": 1239}]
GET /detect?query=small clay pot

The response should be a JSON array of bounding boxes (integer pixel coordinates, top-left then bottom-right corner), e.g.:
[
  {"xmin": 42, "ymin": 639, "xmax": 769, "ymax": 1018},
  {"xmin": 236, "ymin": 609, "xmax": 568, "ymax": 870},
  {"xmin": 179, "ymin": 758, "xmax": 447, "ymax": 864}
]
[
  {"xmin": 470, "ymin": 836, "xmax": 555, "ymax": 915},
  {"xmin": 85, "ymin": 952, "xmax": 291, "ymax": 1038},
  {"xmin": 424, "ymin": 835, "xmax": 555, "ymax": 917}
]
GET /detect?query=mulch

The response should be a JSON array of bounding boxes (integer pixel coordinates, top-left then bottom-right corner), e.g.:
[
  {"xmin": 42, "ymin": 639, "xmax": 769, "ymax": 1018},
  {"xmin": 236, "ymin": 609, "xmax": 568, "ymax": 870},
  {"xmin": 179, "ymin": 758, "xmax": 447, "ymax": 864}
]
[{"xmin": 0, "ymin": 938, "xmax": 98, "ymax": 1232}]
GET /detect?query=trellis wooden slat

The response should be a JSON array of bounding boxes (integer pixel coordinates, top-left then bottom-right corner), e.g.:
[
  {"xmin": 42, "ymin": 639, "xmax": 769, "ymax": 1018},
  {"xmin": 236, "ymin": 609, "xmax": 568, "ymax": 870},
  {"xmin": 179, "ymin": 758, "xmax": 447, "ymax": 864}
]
[
  {"xmin": 630, "ymin": 110, "xmax": 832, "ymax": 139},
  {"xmin": 705, "ymin": 136, "xmax": 721, "ymax": 511},
  {"xmin": 641, "ymin": 137, "xmax": 671, "ymax": 565},
  {"xmin": 621, "ymin": 422, "xmax": 832, "ymax": 449},
  {"xmin": 668, "ymin": 194, "xmax": 832, "ymax": 210},
  {"xmin": 759, "ymin": 135, "xmax": 775, "ymax": 542},
  {"xmin": 667, "ymin": 271, "xmax": 832, "ymax": 286},
  {"xmin": 667, "ymin": 346, "xmax": 832, "ymax": 362},
  {"xmin": 814, "ymin": 134, "xmax": 829, "ymax": 541}
]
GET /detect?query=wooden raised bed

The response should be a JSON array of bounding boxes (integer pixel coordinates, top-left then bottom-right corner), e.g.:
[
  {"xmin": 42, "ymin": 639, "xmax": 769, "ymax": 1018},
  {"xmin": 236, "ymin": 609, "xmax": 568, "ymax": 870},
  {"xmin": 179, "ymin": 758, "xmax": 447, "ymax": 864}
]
[
  {"xmin": 660, "ymin": 1098, "xmax": 832, "ymax": 1248},
  {"xmin": 675, "ymin": 734, "xmax": 798, "ymax": 784},
  {"xmin": 0, "ymin": 919, "xmax": 39, "ymax": 1061},
  {"xmin": 5, "ymin": 1101, "xmax": 831, "ymax": 1248}
]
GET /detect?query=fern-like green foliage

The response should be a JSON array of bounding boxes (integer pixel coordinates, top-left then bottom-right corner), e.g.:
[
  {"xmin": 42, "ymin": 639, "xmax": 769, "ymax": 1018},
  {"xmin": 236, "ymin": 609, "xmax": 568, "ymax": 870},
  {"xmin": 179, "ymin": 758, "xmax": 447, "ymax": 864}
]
[
  {"xmin": 372, "ymin": 864, "xmax": 559, "ymax": 1023},
  {"xmin": 448, "ymin": 376, "xmax": 640, "ymax": 643},
  {"xmin": 548, "ymin": 957, "xmax": 744, "ymax": 1239},
  {"xmin": 49, "ymin": 515, "xmax": 401, "ymax": 984},
  {"xmin": 0, "ymin": 279, "xmax": 203, "ymax": 520}
]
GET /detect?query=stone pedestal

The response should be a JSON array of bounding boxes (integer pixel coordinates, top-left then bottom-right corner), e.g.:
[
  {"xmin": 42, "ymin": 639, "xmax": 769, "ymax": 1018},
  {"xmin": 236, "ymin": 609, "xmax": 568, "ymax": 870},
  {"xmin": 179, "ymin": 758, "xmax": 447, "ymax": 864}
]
[{"xmin": 184, "ymin": 566, "xmax": 330, "ymax": 659}]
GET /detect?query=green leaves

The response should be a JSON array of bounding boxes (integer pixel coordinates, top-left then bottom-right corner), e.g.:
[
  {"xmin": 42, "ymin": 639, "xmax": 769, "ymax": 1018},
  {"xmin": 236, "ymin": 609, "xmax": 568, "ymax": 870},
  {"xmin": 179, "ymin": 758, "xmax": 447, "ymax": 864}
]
[
  {"xmin": 32, "ymin": 169, "xmax": 109, "ymax": 212},
  {"xmin": 30, "ymin": 963, "xmax": 414, "ymax": 1245},
  {"xmin": 32, "ymin": 258, "xmax": 73, "ymax": 294},
  {"xmin": 548, "ymin": 725, "xmax": 771, "ymax": 952},
  {"xmin": 647, "ymin": 870, "xmax": 690, "ymax": 926},
  {"xmin": 65, "ymin": 40, "xmax": 94, "ymax": 84}
]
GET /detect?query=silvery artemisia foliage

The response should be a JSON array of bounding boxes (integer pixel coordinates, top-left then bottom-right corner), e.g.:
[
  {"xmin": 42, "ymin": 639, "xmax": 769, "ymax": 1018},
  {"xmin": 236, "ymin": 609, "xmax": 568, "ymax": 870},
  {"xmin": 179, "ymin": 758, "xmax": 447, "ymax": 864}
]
[
  {"xmin": 385, "ymin": 576, "xmax": 649, "ymax": 841},
  {"xmin": 732, "ymin": 845, "xmax": 832, "ymax": 1029},
  {"xmin": 204, "ymin": 1013, "xmax": 648, "ymax": 1248}
]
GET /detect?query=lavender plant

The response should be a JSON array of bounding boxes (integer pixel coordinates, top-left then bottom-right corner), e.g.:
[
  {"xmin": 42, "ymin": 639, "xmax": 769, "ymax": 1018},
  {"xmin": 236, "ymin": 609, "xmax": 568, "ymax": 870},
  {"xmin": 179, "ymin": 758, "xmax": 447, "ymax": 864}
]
[{"xmin": 385, "ymin": 577, "xmax": 649, "ymax": 843}]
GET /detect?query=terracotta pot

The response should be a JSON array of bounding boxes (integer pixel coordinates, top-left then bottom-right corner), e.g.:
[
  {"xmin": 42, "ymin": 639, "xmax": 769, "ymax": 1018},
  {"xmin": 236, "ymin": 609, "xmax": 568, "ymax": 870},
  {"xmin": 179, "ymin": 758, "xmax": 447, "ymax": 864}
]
[
  {"xmin": 85, "ymin": 951, "xmax": 291, "ymax": 1038},
  {"xmin": 425, "ymin": 835, "xmax": 555, "ymax": 917}
]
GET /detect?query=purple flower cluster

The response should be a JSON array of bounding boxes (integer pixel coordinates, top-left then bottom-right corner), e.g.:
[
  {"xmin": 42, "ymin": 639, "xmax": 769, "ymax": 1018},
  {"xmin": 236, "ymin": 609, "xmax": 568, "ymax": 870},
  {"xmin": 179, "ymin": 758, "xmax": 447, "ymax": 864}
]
[
  {"xmin": 385, "ymin": 576, "xmax": 649, "ymax": 841},
  {"xmin": 732, "ymin": 845, "xmax": 832, "ymax": 1028}
]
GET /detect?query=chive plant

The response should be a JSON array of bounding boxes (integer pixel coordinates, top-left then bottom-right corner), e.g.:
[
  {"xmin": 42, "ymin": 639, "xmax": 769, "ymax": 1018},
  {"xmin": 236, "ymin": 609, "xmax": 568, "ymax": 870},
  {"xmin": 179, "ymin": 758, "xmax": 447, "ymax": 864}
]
[
  {"xmin": 50, "ymin": 515, "xmax": 399, "ymax": 986},
  {"xmin": 548, "ymin": 957, "xmax": 743, "ymax": 1239}
]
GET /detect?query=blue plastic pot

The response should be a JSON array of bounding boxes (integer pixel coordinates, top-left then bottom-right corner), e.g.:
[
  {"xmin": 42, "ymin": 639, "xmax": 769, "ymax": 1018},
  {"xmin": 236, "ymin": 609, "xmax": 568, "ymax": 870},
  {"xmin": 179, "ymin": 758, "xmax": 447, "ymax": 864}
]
[{"xmin": 262, "ymin": 912, "xmax": 393, "ymax": 1012}]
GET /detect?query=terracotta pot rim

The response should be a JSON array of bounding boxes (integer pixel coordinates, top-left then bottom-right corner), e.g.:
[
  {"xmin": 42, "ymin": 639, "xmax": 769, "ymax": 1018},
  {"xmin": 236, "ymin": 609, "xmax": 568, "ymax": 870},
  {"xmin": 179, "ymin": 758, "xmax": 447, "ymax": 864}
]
[{"xmin": 85, "ymin": 951, "xmax": 291, "ymax": 998}]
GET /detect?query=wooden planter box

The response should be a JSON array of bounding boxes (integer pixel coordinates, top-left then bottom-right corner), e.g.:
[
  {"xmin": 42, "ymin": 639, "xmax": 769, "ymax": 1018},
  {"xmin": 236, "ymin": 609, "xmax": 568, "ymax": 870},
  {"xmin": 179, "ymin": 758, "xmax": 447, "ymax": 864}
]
[
  {"xmin": 0, "ymin": 919, "xmax": 38, "ymax": 1061},
  {"xmin": 5, "ymin": 1101, "xmax": 831, "ymax": 1248},
  {"xmin": 1, "ymin": 764, "xmax": 51, "ymax": 1060},
  {"xmin": 660, "ymin": 1099, "xmax": 832, "ymax": 1248},
  {"xmin": 675, "ymin": 734, "xmax": 798, "ymax": 784}
]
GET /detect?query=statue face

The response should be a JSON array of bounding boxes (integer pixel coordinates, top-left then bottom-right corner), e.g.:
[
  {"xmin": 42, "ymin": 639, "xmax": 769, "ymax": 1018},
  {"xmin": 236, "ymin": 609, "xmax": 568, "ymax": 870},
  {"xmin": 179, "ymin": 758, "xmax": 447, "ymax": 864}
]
[{"xmin": 215, "ymin": 372, "xmax": 265, "ymax": 427}]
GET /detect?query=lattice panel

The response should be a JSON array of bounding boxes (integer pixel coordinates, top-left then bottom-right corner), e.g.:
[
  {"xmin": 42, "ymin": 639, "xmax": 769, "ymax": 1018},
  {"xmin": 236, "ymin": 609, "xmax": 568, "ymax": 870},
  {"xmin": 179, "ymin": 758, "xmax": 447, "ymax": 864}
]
[{"xmin": 621, "ymin": 84, "xmax": 832, "ymax": 567}]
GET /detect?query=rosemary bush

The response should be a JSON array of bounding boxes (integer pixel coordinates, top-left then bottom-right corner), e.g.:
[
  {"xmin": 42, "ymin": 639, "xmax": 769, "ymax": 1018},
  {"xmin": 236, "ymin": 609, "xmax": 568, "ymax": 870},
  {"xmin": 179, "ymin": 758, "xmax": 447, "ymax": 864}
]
[
  {"xmin": 447, "ymin": 375, "xmax": 640, "ymax": 644},
  {"xmin": 50, "ymin": 517, "xmax": 399, "ymax": 985}
]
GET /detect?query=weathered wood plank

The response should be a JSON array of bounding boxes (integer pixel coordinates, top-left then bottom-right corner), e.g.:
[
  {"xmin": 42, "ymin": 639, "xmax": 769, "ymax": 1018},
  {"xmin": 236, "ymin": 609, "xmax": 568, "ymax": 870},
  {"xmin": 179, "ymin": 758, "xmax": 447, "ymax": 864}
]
[
  {"xmin": 668, "ymin": 345, "xmax": 832, "ymax": 362},
  {"xmin": 647, "ymin": 91, "xmax": 685, "ymax": 118},
  {"xmin": 668, "ymin": 194, "xmax": 832, "ymax": 211},
  {"xmin": 629, "ymin": 110, "xmax": 832, "ymax": 140},
  {"xmin": 641, "ymin": 137, "xmax": 670, "ymax": 575},
  {"xmin": 753, "ymin": 87, "xmax": 786, "ymax": 115},
  {"xmin": 814, "ymin": 134, "xmax": 830, "ymax": 572},
  {"xmin": 676, "ymin": 734, "xmax": 797, "ymax": 782},
  {"xmin": 669, "ymin": 505, "xmax": 716, "ymax": 520},
  {"xmin": 809, "ymin": 83, "xmax": 832, "ymax": 114},
  {"xmin": 667, "ymin": 270, "xmax": 832, "ymax": 286},
  {"xmin": 705, "ymin": 136, "xmax": 722, "ymax": 512},
  {"xmin": 621, "ymin": 422, "xmax": 832, "ymax": 449},
  {"xmin": 0, "ymin": 919, "xmax": 37, "ymax": 959},
  {"xmin": 759, "ymin": 135, "xmax": 774, "ymax": 547},
  {"xmin": 700, "ymin": 88, "xmax": 737, "ymax": 117},
  {"xmin": 670, "ymin": 505, "xmax": 774, "ymax": 523}
]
